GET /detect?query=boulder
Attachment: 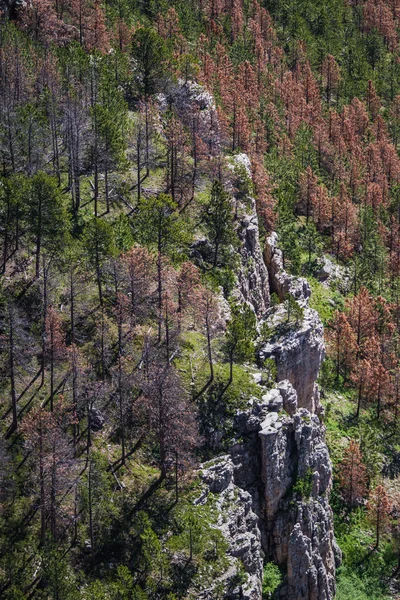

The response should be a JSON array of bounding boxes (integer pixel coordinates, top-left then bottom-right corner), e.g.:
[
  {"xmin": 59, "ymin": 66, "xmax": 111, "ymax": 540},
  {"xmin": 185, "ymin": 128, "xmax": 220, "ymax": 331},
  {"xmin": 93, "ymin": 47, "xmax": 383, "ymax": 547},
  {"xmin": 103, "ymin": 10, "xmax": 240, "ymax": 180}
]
[{"xmin": 89, "ymin": 408, "xmax": 105, "ymax": 431}]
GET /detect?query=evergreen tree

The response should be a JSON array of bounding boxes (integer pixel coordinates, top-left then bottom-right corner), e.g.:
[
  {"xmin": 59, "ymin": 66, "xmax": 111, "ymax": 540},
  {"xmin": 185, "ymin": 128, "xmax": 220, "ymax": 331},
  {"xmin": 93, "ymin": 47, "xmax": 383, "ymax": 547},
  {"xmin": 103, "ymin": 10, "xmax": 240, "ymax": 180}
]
[
  {"xmin": 131, "ymin": 27, "xmax": 167, "ymax": 97},
  {"xmin": 202, "ymin": 181, "xmax": 236, "ymax": 268},
  {"xmin": 224, "ymin": 302, "xmax": 257, "ymax": 391},
  {"xmin": 27, "ymin": 172, "xmax": 68, "ymax": 279}
]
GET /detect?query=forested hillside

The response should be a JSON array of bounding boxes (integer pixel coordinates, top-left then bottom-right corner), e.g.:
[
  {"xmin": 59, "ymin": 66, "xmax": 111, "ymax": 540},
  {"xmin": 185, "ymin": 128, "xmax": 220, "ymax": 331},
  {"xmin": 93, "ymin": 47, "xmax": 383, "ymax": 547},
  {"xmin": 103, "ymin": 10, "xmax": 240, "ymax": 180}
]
[{"xmin": 1, "ymin": 0, "xmax": 400, "ymax": 598}]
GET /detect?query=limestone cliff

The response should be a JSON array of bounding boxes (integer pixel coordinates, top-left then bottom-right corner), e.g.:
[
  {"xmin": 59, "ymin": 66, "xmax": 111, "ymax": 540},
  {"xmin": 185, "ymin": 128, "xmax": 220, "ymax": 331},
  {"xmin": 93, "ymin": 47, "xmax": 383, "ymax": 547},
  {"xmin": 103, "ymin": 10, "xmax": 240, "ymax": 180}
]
[
  {"xmin": 199, "ymin": 230, "xmax": 340, "ymax": 600},
  {"xmin": 260, "ymin": 232, "xmax": 325, "ymax": 413},
  {"xmin": 258, "ymin": 390, "xmax": 341, "ymax": 600}
]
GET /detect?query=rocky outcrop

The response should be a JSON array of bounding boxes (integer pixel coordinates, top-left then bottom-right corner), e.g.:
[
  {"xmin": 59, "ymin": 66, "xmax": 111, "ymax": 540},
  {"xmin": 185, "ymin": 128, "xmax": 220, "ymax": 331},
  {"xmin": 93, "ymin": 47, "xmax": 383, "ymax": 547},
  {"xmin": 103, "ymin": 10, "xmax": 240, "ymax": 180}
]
[
  {"xmin": 162, "ymin": 79, "xmax": 222, "ymax": 158},
  {"xmin": 259, "ymin": 304, "xmax": 325, "ymax": 413},
  {"xmin": 232, "ymin": 154, "xmax": 270, "ymax": 318},
  {"xmin": 200, "ymin": 382, "xmax": 340, "ymax": 600},
  {"xmin": 257, "ymin": 392, "xmax": 341, "ymax": 600},
  {"xmin": 264, "ymin": 232, "xmax": 311, "ymax": 306},
  {"xmin": 261, "ymin": 233, "xmax": 325, "ymax": 413},
  {"xmin": 198, "ymin": 456, "xmax": 264, "ymax": 600}
]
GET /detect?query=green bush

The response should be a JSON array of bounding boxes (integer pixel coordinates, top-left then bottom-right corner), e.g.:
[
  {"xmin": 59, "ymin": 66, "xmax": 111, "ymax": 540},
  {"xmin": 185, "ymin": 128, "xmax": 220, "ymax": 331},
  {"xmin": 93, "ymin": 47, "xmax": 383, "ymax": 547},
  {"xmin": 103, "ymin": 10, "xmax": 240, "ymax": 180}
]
[
  {"xmin": 262, "ymin": 562, "xmax": 282, "ymax": 598},
  {"xmin": 336, "ymin": 566, "xmax": 390, "ymax": 600},
  {"xmin": 292, "ymin": 468, "xmax": 313, "ymax": 501}
]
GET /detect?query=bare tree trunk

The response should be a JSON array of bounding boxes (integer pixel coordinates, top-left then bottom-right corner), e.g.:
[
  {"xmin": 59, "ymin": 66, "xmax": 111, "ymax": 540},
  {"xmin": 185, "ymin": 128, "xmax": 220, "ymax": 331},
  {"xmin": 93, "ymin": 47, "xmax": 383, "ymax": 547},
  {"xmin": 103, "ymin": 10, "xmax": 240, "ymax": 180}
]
[
  {"xmin": 2, "ymin": 192, "xmax": 10, "ymax": 274},
  {"xmin": 88, "ymin": 459, "xmax": 95, "ymax": 563},
  {"xmin": 105, "ymin": 150, "xmax": 110, "ymax": 213},
  {"xmin": 50, "ymin": 324, "xmax": 54, "ymax": 412},
  {"xmin": 40, "ymin": 262, "xmax": 48, "ymax": 389},
  {"xmin": 9, "ymin": 306, "xmax": 17, "ymax": 433},
  {"xmin": 157, "ymin": 251, "xmax": 162, "ymax": 343},
  {"xmin": 39, "ymin": 430, "xmax": 46, "ymax": 545}
]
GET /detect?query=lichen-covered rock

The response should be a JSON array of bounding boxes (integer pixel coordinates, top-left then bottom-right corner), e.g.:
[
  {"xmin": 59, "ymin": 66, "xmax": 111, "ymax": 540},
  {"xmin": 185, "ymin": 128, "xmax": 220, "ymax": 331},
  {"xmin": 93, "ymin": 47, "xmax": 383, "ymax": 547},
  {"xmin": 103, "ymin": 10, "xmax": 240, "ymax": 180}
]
[
  {"xmin": 261, "ymin": 388, "xmax": 283, "ymax": 412},
  {"xmin": 199, "ymin": 456, "xmax": 264, "ymax": 600},
  {"xmin": 236, "ymin": 212, "xmax": 270, "ymax": 317},
  {"xmin": 264, "ymin": 232, "xmax": 311, "ymax": 305},
  {"xmin": 201, "ymin": 454, "xmax": 234, "ymax": 493},
  {"xmin": 161, "ymin": 80, "xmax": 222, "ymax": 157},
  {"xmin": 196, "ymin": 224, "xmax": 339, "ymax": 600},
  {"xmin": 204, "ymin": 381, "xmax": 340, "ymax": 600},
  {"xmin": 277, "ymin": 380, "xmax": 298, "ymax": 416},
  {"xmin": 259, "ymin": 412, "xmax": 294, "ymax": 523},
  {"xmin": 258, "ymin": 406, "xmax": 340, "ymax": 600}
]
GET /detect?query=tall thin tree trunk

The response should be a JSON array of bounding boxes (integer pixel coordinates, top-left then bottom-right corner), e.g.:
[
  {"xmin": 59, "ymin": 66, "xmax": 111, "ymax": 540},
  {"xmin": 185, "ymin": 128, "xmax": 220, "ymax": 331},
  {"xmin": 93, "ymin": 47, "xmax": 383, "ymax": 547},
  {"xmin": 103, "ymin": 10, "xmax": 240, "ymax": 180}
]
[
  {"xmin": 157, "ymin": 251, "xmax": 162, "ymax": 343},
  {"xmin": 2, "ymin": 194, "xmax": 10, "ymax": 274},
  {"xmin": 137, "ymin": 136, "xmax": 141, "ymax": 202},
  {"xmin": 50, "ymin": 319, "xmax": 54, "ymax": 412},
  {"xmin": 9, "ymin": 306, "xmax": 17, "ymax": 433},
  {"xmin": 118, "ymin": 357, "xmax": 125, "ymax": 466},
  {"xmin": 105, "ymin": 151, "xmax": 110, "ymax": 213},
  {"xmin": 88, "ymin": 459, "xmax": 95, "ymax": 563},
  {"xmin": 40, "ymin": 263, "xmax": 48, "ymax": 389},
  {"xmin": 50, "ymin": 442, "xmax": 57, "ymax": 540},
  {"xmin": 70, "ymin": 269, "xmax": 75, "ymax": 345},
  {"xmin": 40, "ymin": 429, "xmax": 46, "ymax": 545},
  {"xmin": 35, "ymin": 196, "xmax": 42, "ymax": 280}
]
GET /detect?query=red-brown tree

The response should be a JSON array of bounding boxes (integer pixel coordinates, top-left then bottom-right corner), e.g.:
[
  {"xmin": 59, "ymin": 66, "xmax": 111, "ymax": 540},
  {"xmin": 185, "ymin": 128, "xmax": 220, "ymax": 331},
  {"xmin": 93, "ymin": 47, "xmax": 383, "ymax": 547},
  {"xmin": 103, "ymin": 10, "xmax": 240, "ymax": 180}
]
[{"xmin": 338, "ymin": 440, "xmax": 368, "ymax": 508}]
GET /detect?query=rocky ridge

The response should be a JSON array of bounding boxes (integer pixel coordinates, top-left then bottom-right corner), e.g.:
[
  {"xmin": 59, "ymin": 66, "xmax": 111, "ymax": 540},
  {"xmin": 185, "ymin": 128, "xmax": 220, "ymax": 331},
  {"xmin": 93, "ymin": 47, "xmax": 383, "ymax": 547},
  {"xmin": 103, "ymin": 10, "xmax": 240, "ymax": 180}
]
[
  {"xmin": 231, "ymin": 154, "xmax": 270, "ymax": 319},
  {"xmin": 197, "ymin": 456, "xmax": 264, "ymax": 600},
  {"xmin": 261, "ymin": 232, "xmax": 325, "ymax": 413},
  {"xmin": 199, "ymin": 229, "xmax": 340, "ymax": 599}
]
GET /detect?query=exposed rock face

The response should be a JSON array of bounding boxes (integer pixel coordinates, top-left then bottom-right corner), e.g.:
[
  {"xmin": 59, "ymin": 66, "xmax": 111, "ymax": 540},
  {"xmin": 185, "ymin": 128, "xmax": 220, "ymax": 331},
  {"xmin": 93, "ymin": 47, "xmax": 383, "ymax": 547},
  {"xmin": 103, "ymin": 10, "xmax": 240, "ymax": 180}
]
[
  {"xmin": 162, "ymin": 80, "xmax": 222, "ymax": 158},
  {"xmin": 264, "ymin": 232, "xmax": 311, "ymax": 306},
  {"xmin": 259, "ymin": 305, "xmax": 325, "ymax": 413},
  {"xmin": 258, "ymin": 396, "xmax": 341, "ymax": 600},
  {"xmin": 198, "ymin": 456, "xmax": 264, "ymax": 600},
  {"xmin": 232, "ymin": 154, "xmax": 270, "ymax": 318},
  {"xmin": 200, "ymin": 382, "xmax": 341, "ymax": 600},
  {"xmin": 261, "ymin": 233, "xmax": 325, "ymax": 412}
]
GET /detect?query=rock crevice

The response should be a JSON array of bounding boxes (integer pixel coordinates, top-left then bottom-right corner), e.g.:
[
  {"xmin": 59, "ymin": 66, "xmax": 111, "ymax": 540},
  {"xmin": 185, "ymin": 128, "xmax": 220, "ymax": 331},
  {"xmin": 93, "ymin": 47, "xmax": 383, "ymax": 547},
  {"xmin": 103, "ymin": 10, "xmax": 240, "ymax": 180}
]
[{"xmin": 201, "ymin": 383, "xmax": 340, "ymax": 599}]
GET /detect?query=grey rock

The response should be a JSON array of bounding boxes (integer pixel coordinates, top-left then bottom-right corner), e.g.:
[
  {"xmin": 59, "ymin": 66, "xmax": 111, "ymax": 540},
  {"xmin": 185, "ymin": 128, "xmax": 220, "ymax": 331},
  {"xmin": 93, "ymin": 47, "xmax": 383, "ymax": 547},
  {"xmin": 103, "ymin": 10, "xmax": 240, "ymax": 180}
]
[
  {"xmin": 260, "ymin": 307, "xmax": 325, "ymax": 412},
  {"xmin": 261, "ymin": 388, "xmax": 283, "ymax": 412},
  {"xmin": 252, "ymin": 372, "xmax": 263, "ymax": 384},
  {"xmin": 317, "ymin": 257, "xmax": 336, "ymax": 282},
  {"xmin": 226, "ymin": 379, "xmax": 339, "ymax": 600},
  {"xmin": 261, "ymin": 233, "xmax": 325, "ymax": 412},
  {"xmin": 231, "ymin": 154, "xmax": 270, "ymax": 318},
  {"xmin": 264, "ymin": 232, "xmax": 311, "ymax": 305},
  {"xmin": 190, "ymin": 237, "xmax": 215, "ymax": 267},
  {"xmin": 199, "ymin": 456, "xmax": 264, "ymax": 600},
  {"xmin": 277, "ymin": 380, "xmax": 298, "ymax": 415},
  {"xmin": 201, "ymin": 456, "xmax": 234, "ymax": 493},
  {"xmin": 262, "ymin": 409, "xmax": 338, "ymax": 600},
  {"xmin": 198, "ymin": 397, "xmax": 339, "ymax": 600},
  {"xmin": 160, "ymin": 80, "xmax": 222, "ymax": 158}
]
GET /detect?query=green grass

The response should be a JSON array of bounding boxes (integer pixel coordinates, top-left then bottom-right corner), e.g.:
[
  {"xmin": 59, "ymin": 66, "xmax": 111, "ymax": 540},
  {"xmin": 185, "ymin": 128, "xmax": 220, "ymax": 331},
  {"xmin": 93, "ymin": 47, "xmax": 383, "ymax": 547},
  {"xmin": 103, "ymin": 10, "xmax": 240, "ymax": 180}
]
[{"xmin": 308, "ymin": 275, "xmax": 344, "ymax": 325}]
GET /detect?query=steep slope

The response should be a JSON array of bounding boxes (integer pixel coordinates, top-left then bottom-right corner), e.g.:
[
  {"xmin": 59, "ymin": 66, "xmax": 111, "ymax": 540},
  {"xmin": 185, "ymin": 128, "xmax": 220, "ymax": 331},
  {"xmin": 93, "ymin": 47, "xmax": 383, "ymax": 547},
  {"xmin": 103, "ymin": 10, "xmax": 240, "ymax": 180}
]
[{"xmin": 199, "ymin": 183, "xmax": 340, "ymax": 599}]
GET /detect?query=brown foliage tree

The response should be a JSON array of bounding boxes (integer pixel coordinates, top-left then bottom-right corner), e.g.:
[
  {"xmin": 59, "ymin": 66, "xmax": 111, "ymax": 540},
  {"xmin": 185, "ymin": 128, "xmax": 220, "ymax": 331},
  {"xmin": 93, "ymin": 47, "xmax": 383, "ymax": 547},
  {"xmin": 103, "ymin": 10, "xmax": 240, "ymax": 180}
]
[
  {"xmin": 135, "ymin": 361, "xmax": 199, "ymax": 484},
  {"xmin": 21, "ymin": 399, "xmax": 76, "ymax": 544},
  {"xmin": 327, "ymin": 310, "xmax": 358, "ymax": 382},
  {"xmin": 338, "ymin": 440, "xmax": 368, "ymax": 508},
  {"xmin": 367, "ymin": 483, "xmax": 392, "ymax": 548}
]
